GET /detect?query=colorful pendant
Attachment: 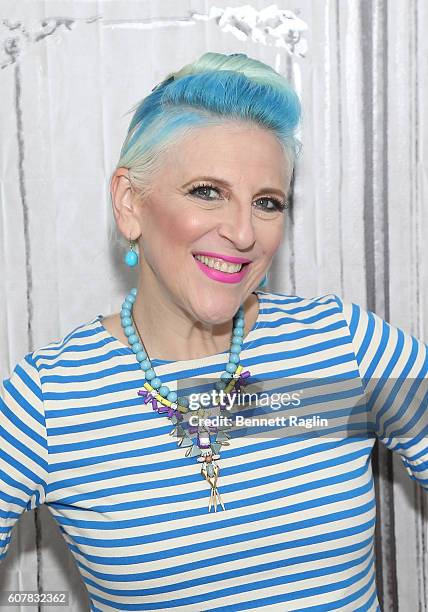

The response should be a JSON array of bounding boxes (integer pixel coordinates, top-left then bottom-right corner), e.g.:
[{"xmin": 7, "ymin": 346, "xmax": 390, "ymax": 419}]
[
  {"xmin": 201, "ymin": 459, "xmax": 225, "ymax": 512},
  {"xmin": 136, "ymin": 365, "xmax": 251, "ymax": 511}
]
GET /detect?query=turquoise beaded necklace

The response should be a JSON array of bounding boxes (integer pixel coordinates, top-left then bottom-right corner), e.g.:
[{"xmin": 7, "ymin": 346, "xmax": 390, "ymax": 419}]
[{"xmin": 120, "ymin": 288, "xmax": 251, "ymax": 512}]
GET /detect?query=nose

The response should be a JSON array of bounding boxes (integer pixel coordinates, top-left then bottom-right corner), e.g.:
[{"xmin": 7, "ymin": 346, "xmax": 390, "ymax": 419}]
[{"xmin": 216, "ymin": 201, "xmax": 256, "ymax": 251}]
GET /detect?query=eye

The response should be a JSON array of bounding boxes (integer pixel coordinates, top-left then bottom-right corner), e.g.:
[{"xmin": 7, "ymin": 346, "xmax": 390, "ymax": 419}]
[
  {"xmin": 188, "ymin": 183, "xmax": 222, "ymax": 200},
  {"xmin": 254, "ymin": 197, "xmax": 288, "ymax": 213}
]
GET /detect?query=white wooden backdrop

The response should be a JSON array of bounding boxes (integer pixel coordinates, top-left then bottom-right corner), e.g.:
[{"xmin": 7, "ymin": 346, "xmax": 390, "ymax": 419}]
[{"xmin": 0, "ymin": 1, "xmax": 427, "ymax": 610}]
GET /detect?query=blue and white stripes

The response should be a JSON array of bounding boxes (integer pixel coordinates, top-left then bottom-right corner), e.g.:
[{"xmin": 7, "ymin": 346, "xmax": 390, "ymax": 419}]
[{"xmin": 1, "ymin": 290, "xmax": 427, "ymax": 611}]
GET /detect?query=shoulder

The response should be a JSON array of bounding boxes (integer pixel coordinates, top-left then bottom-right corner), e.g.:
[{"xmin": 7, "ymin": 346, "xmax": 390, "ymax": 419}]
[
  {"xmin": 255, "ymin": 290, "xmax": 411, "ymax": 344},
  {"xmin": 256, "ymin": 289, "xmax": 345, "ymax": 319},
  {"xmin": 30, "ymin": 314, "xmax": 112, "ymax": 373}
]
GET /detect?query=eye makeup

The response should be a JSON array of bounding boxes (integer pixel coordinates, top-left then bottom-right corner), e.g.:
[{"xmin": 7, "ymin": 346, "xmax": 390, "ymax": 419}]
[{"xmin": 187, "ymin": 181, "xmax": 287, "ymax": 213}]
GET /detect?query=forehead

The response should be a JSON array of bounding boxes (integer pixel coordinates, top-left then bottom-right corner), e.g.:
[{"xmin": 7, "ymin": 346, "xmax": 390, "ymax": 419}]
[{"xmin": 161, "ymin": 122, "xmax": 291, "ymax": 187}]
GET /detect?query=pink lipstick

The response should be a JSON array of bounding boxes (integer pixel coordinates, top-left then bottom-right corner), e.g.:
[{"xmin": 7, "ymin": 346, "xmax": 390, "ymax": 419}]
[{"xmin": 193, "ymin": 254, "xmax": 250, "ymax": 284}]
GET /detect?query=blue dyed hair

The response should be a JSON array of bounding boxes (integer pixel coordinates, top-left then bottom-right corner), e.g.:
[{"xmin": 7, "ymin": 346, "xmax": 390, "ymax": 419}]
[{"xmin": 115, "ymin": 52, "xmax": 302, "ymax": 199}]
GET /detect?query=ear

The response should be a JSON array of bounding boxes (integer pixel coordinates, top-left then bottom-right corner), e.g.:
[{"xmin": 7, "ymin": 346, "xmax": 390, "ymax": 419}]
[{"xmin": 110, "ymin": 167, "xmax": 142, "ymax": 240}]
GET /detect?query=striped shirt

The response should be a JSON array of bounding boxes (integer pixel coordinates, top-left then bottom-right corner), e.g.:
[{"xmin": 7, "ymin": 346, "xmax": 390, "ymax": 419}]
[{"xmin": 1, "ymin": 290, "xmax": 427, "ymax": 611}]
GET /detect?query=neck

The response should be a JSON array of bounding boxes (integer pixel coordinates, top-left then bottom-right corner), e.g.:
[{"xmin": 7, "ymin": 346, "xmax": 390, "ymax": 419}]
[{"xmin": 130, "ymin": 279, "xmax": 258, "ymax": 362}]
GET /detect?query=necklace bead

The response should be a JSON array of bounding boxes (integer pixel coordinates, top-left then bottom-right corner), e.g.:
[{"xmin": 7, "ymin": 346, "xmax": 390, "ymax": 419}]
[{"xmin": 158, "ymin": 385, "xmax": 170, "ymax": 397}]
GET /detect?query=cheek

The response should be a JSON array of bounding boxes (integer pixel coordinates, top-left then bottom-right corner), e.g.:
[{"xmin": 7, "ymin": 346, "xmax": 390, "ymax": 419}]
[
  {"xmin": 158, "ymin": 207, "xmax": 212, "ymax": 246},
  {"xmin": 257, "ymin": 221, "xmax": 284, "ymax": 255},
  {"xmin": 164, "ymin": 209, "xmax": 213, "ymax": 243}
]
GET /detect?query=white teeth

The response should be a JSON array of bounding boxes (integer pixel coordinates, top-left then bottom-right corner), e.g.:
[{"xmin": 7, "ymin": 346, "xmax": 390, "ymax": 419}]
[{"xmin": 194, "ymin": 254, "xmax": 243, "ymax": 273}]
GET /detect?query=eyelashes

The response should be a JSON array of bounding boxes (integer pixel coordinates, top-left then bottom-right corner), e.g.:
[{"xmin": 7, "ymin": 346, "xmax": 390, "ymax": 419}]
[{"xmin": 188, "ymin": 182, "xmax": 288, "ymax": 213}]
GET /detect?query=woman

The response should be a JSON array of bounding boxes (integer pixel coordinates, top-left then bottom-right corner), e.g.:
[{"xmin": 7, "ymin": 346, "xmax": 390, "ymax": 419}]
[{"xmin": 1, "ymin": 52, "xmax": 427, "ymax": 611}]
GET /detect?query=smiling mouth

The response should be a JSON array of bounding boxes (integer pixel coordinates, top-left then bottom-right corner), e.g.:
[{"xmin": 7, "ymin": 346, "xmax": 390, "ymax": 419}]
[{"xmin": 193, "ymin": 253, "xmax": 250, "ymax": 274}]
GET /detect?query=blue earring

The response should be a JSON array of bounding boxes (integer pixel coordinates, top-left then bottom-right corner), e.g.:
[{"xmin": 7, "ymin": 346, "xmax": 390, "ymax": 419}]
[
  {"xmin": 258, "ymin": 273, "xmax": 268, "ymax": 289},
  {"xmin": 124, "ymin": 237, "xmax": 139, "ymax": 267}
]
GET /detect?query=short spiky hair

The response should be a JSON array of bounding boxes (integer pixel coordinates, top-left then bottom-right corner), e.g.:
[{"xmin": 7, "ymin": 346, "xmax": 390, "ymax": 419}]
[{"xmin": 115, "ymin": 52, "xmax": 302, "ymax": 200}]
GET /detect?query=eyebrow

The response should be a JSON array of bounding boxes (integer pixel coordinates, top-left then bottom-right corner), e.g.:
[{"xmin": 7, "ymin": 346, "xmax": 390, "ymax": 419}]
[{"xmin": 183, "ymin": 175, "xmax": 286, "ymax": 199}]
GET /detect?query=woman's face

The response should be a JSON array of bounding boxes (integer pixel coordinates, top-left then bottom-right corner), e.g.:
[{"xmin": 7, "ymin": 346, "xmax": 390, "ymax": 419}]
[{"xmin": 134, "ymin": 121, "xmax": 292, "ymax": 324}]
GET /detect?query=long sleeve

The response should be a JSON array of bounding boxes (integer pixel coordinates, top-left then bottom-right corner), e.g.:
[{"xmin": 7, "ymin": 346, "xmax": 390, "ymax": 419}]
[
  {"xmin": 334, "ymin": 295, "xmax": 428, "ymax": 489},
  {"xmin": 0, "ymin": 353, "xmax": 49, "ymax": 563}
]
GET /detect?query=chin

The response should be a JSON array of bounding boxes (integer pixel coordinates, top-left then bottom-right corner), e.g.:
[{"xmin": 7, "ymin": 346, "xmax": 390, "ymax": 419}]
[{"xmin": 191, "ymin": 294, "xmax": 243, "ymax": 324}]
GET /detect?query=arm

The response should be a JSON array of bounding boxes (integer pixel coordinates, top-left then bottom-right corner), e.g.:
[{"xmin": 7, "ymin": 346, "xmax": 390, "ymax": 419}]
[
  {"xmin": 0, "ymin": 353, "xmax": 49, "ymax": 562},
  {"xmin": 333, "ymin": 295, "xmax": 428, "ymax": 489}
]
